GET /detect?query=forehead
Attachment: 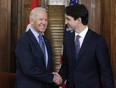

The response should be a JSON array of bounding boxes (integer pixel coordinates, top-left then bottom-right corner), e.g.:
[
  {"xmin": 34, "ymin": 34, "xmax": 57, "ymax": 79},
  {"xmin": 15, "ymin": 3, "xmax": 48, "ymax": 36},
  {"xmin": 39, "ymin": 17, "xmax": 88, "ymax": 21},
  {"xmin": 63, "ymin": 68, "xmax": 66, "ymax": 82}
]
[{"xmin": 35, "ymin": 10, "xmax": 47, "ymax": 17}]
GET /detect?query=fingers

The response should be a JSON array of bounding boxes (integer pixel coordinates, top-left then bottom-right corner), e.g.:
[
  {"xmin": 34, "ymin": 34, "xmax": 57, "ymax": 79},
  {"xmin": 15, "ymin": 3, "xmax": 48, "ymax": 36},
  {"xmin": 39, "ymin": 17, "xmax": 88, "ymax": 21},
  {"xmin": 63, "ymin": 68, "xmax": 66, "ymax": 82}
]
[
  {"xmin": 52, "ymin": 72, "xmax": 61, "ymax": 78},
  {"xmin": 52, "ymin": 72, "xmax": 62, "ymax": 85}
]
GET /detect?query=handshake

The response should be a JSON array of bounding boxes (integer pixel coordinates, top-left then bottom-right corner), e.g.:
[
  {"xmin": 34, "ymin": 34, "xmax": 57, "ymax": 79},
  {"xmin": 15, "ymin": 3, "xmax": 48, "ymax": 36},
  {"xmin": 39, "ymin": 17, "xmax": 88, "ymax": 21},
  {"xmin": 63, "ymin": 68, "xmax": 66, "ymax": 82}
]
[{"xmin": 52, "ymin": 72, "xmax": 63, "ymax": 85}]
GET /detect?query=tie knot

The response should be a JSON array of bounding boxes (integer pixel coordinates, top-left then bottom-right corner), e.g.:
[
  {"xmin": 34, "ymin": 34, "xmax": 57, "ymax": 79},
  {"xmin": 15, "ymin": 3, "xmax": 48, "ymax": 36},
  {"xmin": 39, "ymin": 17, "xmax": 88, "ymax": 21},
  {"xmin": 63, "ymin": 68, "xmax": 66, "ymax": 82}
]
[
  {"xmin": 76, "ymin": 35, "xmax": 80, "ymax": 40},
  {"xmin": 39, "ymin": 34, "xmax": 42, "ymax": 37},
  {"xmin": 38, "ymin": 35, "xmax": 44, "ymax": 43},
  {"xmin": 38, "ymin": 35, "xmax": 43, "ymax": 39}
]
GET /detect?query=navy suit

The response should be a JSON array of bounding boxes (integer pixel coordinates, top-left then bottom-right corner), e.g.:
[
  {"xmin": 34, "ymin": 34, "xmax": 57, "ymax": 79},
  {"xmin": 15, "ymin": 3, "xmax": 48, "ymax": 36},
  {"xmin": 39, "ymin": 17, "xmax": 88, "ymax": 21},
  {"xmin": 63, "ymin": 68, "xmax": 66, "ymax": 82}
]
[
  {"xmin": 59, "ymin": 29, "xmax": 114, "ymax": 88},
  {"xmin": 15, "ymin": 29, "xmax": 54, "ymax": 88}
]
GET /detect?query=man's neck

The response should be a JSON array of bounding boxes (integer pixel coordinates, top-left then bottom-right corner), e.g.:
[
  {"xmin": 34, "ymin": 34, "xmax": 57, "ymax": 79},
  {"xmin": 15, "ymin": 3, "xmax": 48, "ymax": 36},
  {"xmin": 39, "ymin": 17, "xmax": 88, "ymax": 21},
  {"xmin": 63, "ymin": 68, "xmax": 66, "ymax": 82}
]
[{"xmin": 75, "ymin": 25, "xmax": 87, "ymax": 34}]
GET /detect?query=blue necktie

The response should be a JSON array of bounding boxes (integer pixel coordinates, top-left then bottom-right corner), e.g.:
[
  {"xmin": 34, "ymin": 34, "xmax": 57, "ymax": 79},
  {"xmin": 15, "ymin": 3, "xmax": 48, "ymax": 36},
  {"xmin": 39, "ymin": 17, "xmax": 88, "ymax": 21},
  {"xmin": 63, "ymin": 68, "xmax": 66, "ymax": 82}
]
[
  {"xmin": 75, "ymin": 35, "xmax": 80, "ymax": 59},
  {"xmin": 38, "ymin": 35, "xmax": 47, "ymax": 66}
]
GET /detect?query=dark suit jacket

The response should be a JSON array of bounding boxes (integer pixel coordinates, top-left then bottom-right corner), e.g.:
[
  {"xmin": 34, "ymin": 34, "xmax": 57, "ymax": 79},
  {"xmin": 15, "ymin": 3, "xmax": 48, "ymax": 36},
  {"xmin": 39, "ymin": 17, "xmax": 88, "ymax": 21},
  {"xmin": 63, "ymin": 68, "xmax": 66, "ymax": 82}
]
[
  {"xmin": 59, "ymin": 29, "xmax": 114, "ymax": 88},
  {"xmin": 15, "ymin": 29, "xmax": 54, "ymax": 88}
]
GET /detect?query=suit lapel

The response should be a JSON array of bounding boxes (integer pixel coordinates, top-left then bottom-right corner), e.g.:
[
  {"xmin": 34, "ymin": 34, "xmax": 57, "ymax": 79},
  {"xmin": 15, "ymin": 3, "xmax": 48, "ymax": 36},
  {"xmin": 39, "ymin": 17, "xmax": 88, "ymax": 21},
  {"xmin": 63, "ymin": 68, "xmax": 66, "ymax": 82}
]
[
  {"xmin": 68, "ymin": 32, "xmax": 77, "ymax": 65},
  {"xmin": 27, "ymin": 30, "xmax": 46, "ymax": 68},
  {"xmin": 43, "ymin": 36, "xmax": 52, "ymax": 70}
]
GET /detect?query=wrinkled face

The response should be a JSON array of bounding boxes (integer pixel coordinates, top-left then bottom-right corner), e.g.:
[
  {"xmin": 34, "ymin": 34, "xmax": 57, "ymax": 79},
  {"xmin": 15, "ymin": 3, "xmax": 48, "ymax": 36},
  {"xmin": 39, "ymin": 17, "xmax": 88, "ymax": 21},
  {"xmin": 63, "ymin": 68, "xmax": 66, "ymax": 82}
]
[
  {"xmin": 65, "ymin": 15, "xmax": 78, "ymax": 30},
  {"xmin": 31, "ymin": 10, "xmax": 48, "ymax": 33}
]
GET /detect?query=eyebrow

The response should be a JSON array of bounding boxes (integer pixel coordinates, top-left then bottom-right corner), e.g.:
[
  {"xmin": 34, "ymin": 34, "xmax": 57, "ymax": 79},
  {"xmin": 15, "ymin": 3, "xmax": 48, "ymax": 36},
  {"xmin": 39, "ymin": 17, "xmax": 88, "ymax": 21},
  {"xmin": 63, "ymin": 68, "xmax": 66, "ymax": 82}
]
[{"xmin": 66, "ymin": 17, "xmax": 71, "ymax": 20}]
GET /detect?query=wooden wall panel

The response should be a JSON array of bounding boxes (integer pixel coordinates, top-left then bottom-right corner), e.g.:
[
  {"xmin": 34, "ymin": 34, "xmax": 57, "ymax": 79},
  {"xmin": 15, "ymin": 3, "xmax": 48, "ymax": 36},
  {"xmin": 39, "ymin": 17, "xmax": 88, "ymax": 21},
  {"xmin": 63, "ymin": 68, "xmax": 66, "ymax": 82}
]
[
  {"xmin": 115, "ymin": 2, "xmax": 116, "ymax": 87},
  {"xmin": 21, "ymin": 0, "xmax": 32, "ymax": 32},
  {"xmin": 101, "ymin": 0, "xmax": 112, "ymax": 48},
  {"xmin": 79, "ymin": 0, "xmax": 101, "ymax": 34},
  {"xmin": 111, "ymin": 0, "xmax": 116, "ymax": 86},
  {"xmin": 0, "ymin": 0, "xmax": 11, "ymax": 71}
]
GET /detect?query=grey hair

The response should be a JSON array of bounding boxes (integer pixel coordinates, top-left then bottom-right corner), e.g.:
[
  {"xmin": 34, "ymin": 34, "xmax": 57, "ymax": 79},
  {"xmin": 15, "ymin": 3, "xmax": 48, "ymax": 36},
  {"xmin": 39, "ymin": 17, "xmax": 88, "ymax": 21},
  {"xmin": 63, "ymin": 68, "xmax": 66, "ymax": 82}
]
[{"xmin": 29, "ymin": 7, "xmax": 47, "ymax": 20}]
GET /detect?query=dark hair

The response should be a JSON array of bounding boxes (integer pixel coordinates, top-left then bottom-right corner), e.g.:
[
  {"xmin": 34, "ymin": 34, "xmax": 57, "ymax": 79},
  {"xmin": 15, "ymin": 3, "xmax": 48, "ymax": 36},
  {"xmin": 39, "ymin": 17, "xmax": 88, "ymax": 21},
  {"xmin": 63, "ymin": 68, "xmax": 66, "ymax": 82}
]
[{"xmin": 65, "ymin": 4, "xmax": 88, "ymax": 25}]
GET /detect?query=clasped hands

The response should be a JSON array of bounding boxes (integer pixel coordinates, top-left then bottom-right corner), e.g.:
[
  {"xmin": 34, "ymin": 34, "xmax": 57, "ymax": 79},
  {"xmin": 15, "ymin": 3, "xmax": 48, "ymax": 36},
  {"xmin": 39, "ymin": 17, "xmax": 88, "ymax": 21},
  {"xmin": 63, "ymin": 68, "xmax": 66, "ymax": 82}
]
[{"xmin": 52, "ymin": 72, "xmax": 62, "ymax": 85}]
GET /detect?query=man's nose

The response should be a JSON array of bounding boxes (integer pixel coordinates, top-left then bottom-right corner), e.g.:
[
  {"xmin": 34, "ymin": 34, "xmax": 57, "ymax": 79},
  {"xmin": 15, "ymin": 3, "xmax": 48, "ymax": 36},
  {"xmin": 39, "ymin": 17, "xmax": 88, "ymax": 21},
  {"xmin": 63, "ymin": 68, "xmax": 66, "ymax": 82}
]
[
  {"xmin": 42, "ymin": 20, "xmax": 46, "ymax": 24},
  {"xmin": 65, "ymin": 20, "xmax": 68, "ymax": 25}
]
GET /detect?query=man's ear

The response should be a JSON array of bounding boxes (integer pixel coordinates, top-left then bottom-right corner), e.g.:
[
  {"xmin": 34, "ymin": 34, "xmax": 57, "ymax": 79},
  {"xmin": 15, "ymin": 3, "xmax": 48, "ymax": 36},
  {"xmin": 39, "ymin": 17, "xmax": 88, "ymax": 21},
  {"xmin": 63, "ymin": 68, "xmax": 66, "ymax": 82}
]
[
  {"xmin": 30, "ymin": 19, "xmax": 34, "ymax": 24},
  {"xmin": 77, "ymin": 17, "xmax": 82, "ymax": 23},
  {"xmin": 75, "ymin": 17, "xmax": 81, "ymax": 24}
]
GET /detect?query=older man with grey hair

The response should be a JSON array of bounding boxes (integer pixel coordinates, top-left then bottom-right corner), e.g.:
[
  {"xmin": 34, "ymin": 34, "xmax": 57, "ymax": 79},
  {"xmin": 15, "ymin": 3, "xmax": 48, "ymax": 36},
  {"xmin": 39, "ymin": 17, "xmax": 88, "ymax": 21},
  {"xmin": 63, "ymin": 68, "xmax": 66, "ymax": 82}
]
[{"xmin": 15, "ymin": 7, "xmax": 62, "ymax": 88}]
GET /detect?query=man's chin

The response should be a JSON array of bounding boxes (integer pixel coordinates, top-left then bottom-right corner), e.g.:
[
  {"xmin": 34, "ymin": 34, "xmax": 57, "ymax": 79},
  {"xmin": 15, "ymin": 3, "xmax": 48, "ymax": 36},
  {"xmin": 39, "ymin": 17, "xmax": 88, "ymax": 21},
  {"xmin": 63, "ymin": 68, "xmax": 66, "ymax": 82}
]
[{"xmin": 40, "ymin": 29, "xmax": 46, "ymax": 33}]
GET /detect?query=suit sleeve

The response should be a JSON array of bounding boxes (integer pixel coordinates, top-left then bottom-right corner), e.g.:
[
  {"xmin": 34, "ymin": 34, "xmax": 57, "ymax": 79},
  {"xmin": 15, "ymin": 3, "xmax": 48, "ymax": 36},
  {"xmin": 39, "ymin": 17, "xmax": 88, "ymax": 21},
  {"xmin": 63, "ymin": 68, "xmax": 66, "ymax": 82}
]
[
  {"xmin": 15, "ymin": 37, "xmax": 53, "ymax": 84},
  {"xmin": 59, "ymin": 38, "xmax": 68, "ymax": 82},
  {"xmin": 96, "ymin": 37, "xmax": 114, "ymax": 88}
]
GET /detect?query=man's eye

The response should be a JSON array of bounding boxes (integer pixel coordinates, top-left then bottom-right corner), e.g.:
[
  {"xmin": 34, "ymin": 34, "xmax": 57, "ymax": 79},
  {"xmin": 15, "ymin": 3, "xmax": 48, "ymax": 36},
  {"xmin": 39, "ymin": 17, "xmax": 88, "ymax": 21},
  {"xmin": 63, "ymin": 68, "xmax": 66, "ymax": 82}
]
[
  {"xmin": 38, "ymin": 19, "xmax": 47, "ymax": 21},
  {"xmin": 39, "ymin": 19, "xmax": 43, "ymax": 21},
  {"xmin": 66, "ymin": 18, "xmax": 70, "ymax": 21}
]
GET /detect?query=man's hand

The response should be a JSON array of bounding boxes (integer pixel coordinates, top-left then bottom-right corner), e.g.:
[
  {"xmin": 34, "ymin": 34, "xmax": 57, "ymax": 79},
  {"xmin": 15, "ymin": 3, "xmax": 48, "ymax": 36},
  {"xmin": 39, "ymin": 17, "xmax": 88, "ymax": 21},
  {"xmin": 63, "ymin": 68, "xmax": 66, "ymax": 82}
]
[{"xmin": 52, "ymin": 72, "xmax": 62, "ymax": 85}]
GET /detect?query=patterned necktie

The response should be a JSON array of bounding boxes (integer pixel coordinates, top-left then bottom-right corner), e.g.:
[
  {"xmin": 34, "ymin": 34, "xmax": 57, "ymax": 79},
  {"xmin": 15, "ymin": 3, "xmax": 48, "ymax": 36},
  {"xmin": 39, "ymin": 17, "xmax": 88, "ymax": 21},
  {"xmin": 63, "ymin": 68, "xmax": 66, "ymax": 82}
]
[
  {"xmin": 75, "ymin": 35, "xmax": 80, "ymax": 59},
  {"xmin": 38, "ymin": 35, "xmax": 47, "ymax": 66}
]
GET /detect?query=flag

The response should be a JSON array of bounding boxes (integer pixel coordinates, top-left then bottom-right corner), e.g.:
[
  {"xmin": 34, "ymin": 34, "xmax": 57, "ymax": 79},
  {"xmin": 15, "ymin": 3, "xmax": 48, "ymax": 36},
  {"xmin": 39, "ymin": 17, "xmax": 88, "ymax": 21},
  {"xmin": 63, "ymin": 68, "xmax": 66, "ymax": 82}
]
[
  {"xmin": 70, "ymin": 0, "xmax": 78, "ymax": 6},
  {"xmin": 60, "ymin": 0, "xmax": 78, "ymax": 88},
  {"xmin": 26, "ymin": 0, "xmax": 39, "ymax": 31}
]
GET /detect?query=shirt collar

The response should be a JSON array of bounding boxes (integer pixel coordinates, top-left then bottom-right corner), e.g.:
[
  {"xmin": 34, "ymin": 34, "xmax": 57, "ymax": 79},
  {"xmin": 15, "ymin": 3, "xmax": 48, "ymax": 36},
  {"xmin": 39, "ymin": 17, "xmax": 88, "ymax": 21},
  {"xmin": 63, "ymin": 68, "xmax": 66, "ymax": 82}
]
[
  {"xmin": 75, "ymin": 26, "xmax": 88, "ymax": 39},
  {"xmin": 30, "ymin": 26, "xmax": 44, "ymax": 38},
  {"xmin": 30, "ymin": 27, "xmax": 39, "ymax": 38}
]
